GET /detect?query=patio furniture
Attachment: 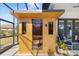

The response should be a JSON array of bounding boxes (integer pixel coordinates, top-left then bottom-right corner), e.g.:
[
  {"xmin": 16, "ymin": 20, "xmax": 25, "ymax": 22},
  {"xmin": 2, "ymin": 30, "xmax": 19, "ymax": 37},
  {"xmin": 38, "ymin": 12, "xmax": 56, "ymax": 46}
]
[{"xmin": 58, "ymin": 33, "xmax": 72, "ymax": 49}]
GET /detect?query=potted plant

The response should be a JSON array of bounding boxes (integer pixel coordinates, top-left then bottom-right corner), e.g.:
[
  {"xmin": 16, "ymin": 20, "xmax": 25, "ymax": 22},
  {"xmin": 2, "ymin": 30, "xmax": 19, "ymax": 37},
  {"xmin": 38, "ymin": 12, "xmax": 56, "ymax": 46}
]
[{"xmin": 57, "ymin": 40, "xmax": 69, "ymax": 55}]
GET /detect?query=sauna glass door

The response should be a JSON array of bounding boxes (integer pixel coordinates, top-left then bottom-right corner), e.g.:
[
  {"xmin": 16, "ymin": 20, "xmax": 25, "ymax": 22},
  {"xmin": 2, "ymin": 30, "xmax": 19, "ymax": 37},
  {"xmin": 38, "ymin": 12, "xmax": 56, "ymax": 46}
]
[{"xmin": 32, "ymin": 19, "xmax": 43, "ymax": 50}]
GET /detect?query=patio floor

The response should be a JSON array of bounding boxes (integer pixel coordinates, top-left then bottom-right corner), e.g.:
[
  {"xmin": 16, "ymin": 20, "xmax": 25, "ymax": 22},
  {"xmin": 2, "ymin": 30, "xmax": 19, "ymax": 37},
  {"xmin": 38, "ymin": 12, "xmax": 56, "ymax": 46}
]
[
  {"xmin": 0, "ymin": 45, "xmax": 34, "ymax": 56},
  {"xmin": 1, "ymin": 45, "xmax": 79, "ymax": 56},
  {"xmin": 0, "ymin": 45, "xmax": 19, "ymax": 56}
]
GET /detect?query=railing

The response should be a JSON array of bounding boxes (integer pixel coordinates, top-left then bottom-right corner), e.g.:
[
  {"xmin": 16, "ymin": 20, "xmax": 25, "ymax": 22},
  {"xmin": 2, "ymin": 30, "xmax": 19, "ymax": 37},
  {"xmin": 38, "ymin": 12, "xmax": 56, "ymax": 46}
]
[{"xmin": 0, "ymin": 18, "xmax": 18, "ymax": 54}]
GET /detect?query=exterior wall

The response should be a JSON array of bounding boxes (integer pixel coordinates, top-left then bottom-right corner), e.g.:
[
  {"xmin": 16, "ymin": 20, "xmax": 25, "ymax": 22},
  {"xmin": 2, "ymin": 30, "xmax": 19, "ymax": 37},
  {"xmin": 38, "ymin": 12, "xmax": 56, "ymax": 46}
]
[
  {"xmin": 18, "ymin": 18, "xmax": 57, "ymax": 55},
  {"xmin": 49, "ymin": 3, "xmax": 79, "ymax": 18},
  {"xmin": 18, "ymin": 19, "xmax": 32, "ymax": 54},
  {"xmin": 43, "ymin": 18, "xmax": 57, "ymax": 53}
]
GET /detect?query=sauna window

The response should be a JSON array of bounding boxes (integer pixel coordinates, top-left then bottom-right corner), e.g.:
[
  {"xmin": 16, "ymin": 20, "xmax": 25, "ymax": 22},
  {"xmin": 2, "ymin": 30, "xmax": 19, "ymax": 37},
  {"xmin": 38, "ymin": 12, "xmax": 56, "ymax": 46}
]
[
  {"xmin": 22, "ymin": 22, "xmax": 26, "ymax": 34},
  {"xmin": 48, "ymin": 22, "xmax": 53, "ymax": 34}
]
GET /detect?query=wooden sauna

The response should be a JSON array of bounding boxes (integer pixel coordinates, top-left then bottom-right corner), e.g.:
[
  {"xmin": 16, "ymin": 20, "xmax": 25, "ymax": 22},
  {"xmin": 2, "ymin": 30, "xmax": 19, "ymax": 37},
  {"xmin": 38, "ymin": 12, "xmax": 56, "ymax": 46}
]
[{"xmin": 11, "ymin": 10, "xmax": 64, "ymax": 55}]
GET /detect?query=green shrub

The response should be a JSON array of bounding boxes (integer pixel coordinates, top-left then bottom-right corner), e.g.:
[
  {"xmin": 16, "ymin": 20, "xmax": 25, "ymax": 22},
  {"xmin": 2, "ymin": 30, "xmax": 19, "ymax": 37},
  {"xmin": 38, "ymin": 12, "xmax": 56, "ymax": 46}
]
[{"xmin": 58, "ymin": 40, "xmax": 68, "ymax": 51}]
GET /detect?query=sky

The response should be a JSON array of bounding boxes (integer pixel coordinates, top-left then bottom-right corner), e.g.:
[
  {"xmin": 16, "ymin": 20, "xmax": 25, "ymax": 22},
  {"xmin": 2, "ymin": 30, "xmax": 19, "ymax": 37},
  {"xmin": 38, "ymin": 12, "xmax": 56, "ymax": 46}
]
[{"xmin": 0, "ymin": 3, "xmax": 42, "ymax": 25}]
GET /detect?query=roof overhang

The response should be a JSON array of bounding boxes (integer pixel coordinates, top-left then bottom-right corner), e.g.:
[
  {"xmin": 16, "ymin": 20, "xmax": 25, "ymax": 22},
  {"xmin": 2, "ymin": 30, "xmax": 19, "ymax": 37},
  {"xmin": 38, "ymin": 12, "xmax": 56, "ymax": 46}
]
[{"xmin": 11, "ymin": 10, "xmax": 65, "ymax": 20}]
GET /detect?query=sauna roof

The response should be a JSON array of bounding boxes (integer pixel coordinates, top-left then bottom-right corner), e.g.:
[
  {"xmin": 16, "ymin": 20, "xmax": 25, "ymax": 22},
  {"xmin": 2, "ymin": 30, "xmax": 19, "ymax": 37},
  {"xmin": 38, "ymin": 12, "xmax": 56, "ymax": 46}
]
[{"xmin": 11, "ymin": 9, "xmax": 65, "ymax": 19}]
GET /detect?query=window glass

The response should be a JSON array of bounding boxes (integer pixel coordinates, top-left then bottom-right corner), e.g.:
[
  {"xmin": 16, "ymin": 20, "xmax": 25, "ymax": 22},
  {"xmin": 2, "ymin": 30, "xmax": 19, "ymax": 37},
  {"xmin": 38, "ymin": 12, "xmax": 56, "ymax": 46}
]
[
  {"xmin": 74, "ymin": 20, "xmax": 79, "ymax": 42},
  {"xmin": 58, "ymin": 20, "xmax": 64, "ymax": 35},
  {"xmin": 48, "ymin": 22, "xmax": 53, "ymax": 34},
  {"xmin": 0, "ymin": 20, "xmax": 13, "ymax": 50},
  {"xmin": 22, "ymin": 22, "xmax": 26, "ymax": 34},
  {"xmin": 66, "ymin": 20, "xmax": 72, "ymax": 40},
  {"xmin": 32, "ymin": 19, "xmax": 43, "ymax": 50}
]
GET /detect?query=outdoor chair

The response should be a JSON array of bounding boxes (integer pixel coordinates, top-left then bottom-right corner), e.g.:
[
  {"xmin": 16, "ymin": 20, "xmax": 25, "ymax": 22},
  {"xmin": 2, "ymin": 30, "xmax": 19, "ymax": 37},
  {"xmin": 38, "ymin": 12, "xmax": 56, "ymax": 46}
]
[{"xmin": 58, "ymin": 33, "xmax": 72, "ymax": 49}]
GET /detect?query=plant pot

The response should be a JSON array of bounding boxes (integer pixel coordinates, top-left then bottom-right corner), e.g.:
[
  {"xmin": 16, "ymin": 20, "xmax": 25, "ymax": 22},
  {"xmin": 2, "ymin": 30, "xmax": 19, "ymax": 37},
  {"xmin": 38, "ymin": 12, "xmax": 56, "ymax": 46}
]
[{"xmin": 58, "ymin": 48, "xmax": 64, "ymax": 54}]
